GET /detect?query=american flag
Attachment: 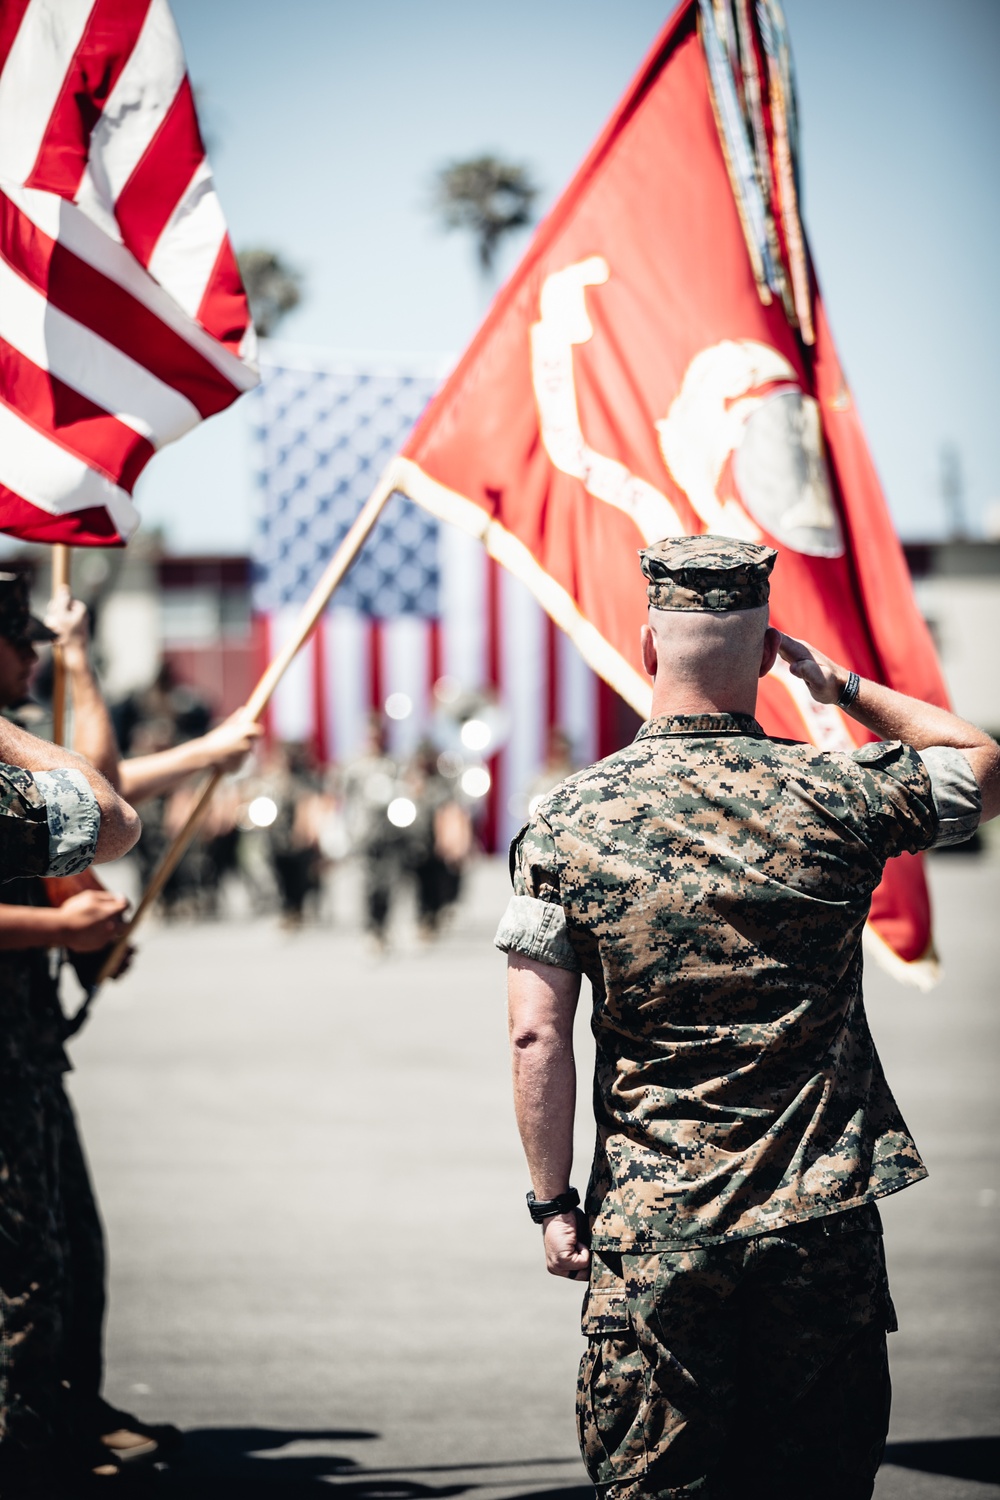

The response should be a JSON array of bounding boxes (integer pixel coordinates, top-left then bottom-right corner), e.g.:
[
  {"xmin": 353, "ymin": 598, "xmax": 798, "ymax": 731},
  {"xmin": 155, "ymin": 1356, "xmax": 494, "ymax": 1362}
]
[
  {"xmin": 0, "ymin": 0, "xmax": 258, "ymax": 547},
  {"xmin": 252, "ymin": 351, "xmax": 636, "ymax": 850}
]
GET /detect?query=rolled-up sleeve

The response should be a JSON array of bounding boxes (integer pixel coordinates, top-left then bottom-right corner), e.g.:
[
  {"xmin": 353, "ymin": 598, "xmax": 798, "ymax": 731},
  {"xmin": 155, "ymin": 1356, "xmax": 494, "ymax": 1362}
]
[
  {"xmin": 493, "ymin": 814, "xmax": 582, "ymax": 972},
  {"xmin": 494, "ymin": 892, "xmax": 581, "ymax": 971},
  {"xmin": 849, "ymin": 740, "xmax": 939, "ymax": 858},
  {"xmin": 0, "ymin": 762, "xmax": 49, "ymax": 879},
  {"xmin": 916, "ymin": 746, "xmax": 982, "ymax": 848},
  {"xmin": 32, "ymin": 767, "xmax": 101, "ymax": 877}
]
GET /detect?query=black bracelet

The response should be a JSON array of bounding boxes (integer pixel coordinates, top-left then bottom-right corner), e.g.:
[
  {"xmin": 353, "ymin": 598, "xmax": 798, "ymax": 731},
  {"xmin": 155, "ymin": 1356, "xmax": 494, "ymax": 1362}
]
[
  {"xmin": 527, "ymin": 1187, "xmax": 580, "ymax": 1223},
  {"xmin": 837, "ymin": 671, "xmax": 861, "ymax": 710}
]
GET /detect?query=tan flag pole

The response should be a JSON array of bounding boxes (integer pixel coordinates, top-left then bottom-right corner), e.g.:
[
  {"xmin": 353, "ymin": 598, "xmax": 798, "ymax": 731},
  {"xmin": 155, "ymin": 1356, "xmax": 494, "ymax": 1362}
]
[
  {"xmin": 94, "ymin": 465, "xmax": 399, "ymax": 988},
  {"xmin": 49, "ymin": 544, "xmax": 72, "ymax": 745}
]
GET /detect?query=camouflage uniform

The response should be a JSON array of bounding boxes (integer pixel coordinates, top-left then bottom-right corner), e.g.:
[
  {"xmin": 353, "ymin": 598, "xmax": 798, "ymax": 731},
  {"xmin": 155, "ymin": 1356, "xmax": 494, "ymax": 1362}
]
[
  {"xmin": 0, "ymin": 865, "xmax": 106, "ymax": 1463},
  {"xmin": 495, "ymin": 536, "xmax": 982, "ymax": 1499},
  {"xmin": 0, "ymin": 762, "xmax": 50, "ymax": 879},
  {"xmin": 578, "ymin": 1208, "xmax": 893, "ymax": 1499},
  {"xmin": 341, "ymin": 747, "xmax": 409, "ymax": 939},
  {"xmin": 0, "ymin": 592, "xmax": 107, "ymax": 1464},
  {"xmin": 0, "ymin": 761, "xmax": 100, "ymax": 884},
  {"xmin": 0, "ymin": 574, "xmax": 98, "ymax": 883}
]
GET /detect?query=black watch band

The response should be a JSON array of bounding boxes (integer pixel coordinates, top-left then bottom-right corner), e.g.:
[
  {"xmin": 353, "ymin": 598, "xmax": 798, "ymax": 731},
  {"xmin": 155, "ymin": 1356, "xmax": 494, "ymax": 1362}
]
[
  {"xmin": 837, "ymin": 670, "xmax": 861, "ymax": 710},
  {"xmin": 527, "ymin": 1187, "xmax": 580, "ymax": 1224}
]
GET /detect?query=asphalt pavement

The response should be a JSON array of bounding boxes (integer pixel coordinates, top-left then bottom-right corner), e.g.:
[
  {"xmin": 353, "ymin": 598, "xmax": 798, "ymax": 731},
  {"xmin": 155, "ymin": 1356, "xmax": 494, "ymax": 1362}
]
[{"xmin": 69, "ymin": 847, "xmax": 999, "ymax": 1499}]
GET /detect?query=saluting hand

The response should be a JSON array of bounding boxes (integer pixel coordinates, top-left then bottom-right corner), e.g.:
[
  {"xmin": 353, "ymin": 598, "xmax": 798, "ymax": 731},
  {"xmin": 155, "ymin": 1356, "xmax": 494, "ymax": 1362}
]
[
  {"xmin": 56, "ymin": 889, "xmax": 130, "ymax": 952},
  {"xmin": 777, "ymin": 633, "xmax": 848, "ymax": 705},
  {"xmin": 542, "ymin": 1209, "xmax": 592, "ymax": 1280}
]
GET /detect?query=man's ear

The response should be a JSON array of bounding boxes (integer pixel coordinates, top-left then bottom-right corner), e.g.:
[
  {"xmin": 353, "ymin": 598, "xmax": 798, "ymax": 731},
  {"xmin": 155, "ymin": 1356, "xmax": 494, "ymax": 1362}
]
[
  {"xmin": 759, "ymin": 626, "xmax": 781, "ymax": 679},
  {"xmin": 641, "ymin": 623, "xmax": 657, "ymax": 680}
]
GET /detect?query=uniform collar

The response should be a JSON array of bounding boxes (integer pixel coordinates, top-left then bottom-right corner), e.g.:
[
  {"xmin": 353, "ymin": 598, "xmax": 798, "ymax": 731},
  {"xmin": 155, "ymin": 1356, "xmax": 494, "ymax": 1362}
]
[{"xmin": 636, "ymin": 711, "xmax": 766, "ymax": 740}]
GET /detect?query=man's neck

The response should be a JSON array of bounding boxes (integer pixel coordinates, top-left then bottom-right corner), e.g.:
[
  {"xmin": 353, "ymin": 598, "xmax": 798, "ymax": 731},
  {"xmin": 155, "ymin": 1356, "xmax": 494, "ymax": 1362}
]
[{"xmin": 649, "ymin": 684, "xmax": 759, "ymax": 720}]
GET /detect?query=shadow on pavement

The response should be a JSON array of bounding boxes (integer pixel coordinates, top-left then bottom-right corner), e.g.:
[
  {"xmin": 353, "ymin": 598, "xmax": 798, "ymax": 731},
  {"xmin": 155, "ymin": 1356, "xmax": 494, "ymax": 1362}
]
[
  {"xmin": 883, "ymin": 1437, "xmax": 1000, "ymax": 1484},
  {"xmin": 160, "ymin": 1428, "xmax": 1000, "ymax": 1495},
  {"xmin": 157, "ymin": 1429, "xmax": 591, "ymax": 1498}
]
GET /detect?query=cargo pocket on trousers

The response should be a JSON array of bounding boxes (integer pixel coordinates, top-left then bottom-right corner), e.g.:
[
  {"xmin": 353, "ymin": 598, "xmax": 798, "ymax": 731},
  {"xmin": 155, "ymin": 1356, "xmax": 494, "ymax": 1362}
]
[{"xmin": 577, "ymin": 1266, "xmax": 649, "ymax": 1486}]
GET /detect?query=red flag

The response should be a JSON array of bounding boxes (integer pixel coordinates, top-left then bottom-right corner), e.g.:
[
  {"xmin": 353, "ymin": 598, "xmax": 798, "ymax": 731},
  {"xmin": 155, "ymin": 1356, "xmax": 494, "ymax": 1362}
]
[
  {"xmin": 392, "ymin": 0, "xmax": 948, "ymax": 978},
  {"xmin": 0, "ymin": 0, "xmax": 258, "ymax": 547}
]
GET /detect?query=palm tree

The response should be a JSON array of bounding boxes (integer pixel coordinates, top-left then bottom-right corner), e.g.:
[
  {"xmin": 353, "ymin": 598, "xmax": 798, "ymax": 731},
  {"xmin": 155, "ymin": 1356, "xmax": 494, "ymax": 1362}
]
[
  {"xmin": 432, "ymin": 154, "xmax": 539, "ymax": 289},
  {"xmin": 236, "ymin": 248, "xmax": 304, "ymax": 338}
]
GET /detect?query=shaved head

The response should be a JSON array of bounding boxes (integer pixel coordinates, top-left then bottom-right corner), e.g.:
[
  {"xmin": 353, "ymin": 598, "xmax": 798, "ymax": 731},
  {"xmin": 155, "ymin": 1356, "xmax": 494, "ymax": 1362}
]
[
  {"xmin": 649, "ymin": 603, "xmax": 769, "ymax": 682},
  {"xmin": 642, "ymin": 605, "xmax": 779, "ymax": 717}
]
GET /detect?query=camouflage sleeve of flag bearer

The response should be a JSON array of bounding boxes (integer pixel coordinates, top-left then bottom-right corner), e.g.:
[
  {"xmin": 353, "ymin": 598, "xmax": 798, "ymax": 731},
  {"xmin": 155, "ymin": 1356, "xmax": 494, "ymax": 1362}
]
[
  {"xmin": 0, "ymin": 761, "xmax": 51, "ymax": 881},
  {"xmin": 494, "ymin": 816, "xmax": 582, "ymax": 972},
  {"xmin": 0, "ymin": 763, "xmax": 100, "ymax": 882}
]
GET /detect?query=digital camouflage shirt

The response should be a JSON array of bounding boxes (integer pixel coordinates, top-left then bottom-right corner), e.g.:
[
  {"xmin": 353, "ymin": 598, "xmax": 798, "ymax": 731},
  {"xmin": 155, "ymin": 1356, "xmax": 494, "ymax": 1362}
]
[
  {"xmin": 496, "ymin": 713, "xmax": 973, "ymax": 1252},
  {"xmin": 0, "ymin": 762, "xmax": 100, "ymax": 883},
  {"xmin": 0, "ymin": 762, "xmax": 101, "ymax": 1078}
]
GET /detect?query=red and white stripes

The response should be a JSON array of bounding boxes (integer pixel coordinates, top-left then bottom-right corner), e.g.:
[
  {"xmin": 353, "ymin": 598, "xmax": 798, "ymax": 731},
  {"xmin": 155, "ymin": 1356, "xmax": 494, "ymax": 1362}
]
[{"xmin": 0, "ymin": 0, "xmax": 257, "ymax": 546}]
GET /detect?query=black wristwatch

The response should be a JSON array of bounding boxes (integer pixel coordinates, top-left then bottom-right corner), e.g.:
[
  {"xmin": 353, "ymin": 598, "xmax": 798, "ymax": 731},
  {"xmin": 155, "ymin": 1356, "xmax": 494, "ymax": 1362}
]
[
  {"xmin": 527, "ymin": 1187, "xmax": 580, "ymax": 1223},
  {"xmin": 837, "ymin": 670, "xmax": 861, "ymax": 709}
]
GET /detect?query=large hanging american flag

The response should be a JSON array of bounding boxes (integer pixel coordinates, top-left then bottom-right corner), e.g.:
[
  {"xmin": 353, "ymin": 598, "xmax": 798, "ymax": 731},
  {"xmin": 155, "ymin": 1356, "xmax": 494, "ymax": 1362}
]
[
  {"xmin": 0, "ymin": 0, "xmax": 258, "ymax": 547},
  {"xmin": 252, "ymin": 351, "xmax": 635, "ymax": 850}
]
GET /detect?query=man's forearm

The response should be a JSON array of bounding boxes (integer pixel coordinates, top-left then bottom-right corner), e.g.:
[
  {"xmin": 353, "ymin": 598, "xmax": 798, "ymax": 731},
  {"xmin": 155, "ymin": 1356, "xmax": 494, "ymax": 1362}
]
[
  {"xmin": 0, "ymin": 903, "xmax": 65, "ymax": 949},
  {"xmin": 119, "ymin": 739, "xmax": 213, "ymax": 804},
  {"xmin": 508, "ymin": 954, "xmax": 581, "ymax": 1199},
  {"xmin": 118, "ymin": 715, "xmax": 261, "ymax": 803},
  {"xmin": 506, "ymin": 951, "xmax": 589, "ymax": 1281},
  {"xmin": 511, "ymin": 1033, "xmax": 577, "ymax": 1199},
  {"xmin": 66, "ymin": 652, "xmax": 121, "ymax": 789},
  {"xmin": 843, "ymin": 675, "xmax": 994, "ymax": 754},
  {"xmin": 0, "ymin": 716, "xmax": 94, "ymax": 775}
]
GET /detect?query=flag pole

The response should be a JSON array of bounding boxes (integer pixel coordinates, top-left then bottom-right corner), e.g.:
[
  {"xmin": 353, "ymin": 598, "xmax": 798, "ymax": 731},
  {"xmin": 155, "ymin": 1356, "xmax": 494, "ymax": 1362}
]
[
  {"xmin": 93, "ymin": 465, "xmax": 399, "ymax": 988},
  {"xmin": 50, "ymin": 544, "xmax": 72, "ymax": 744}
]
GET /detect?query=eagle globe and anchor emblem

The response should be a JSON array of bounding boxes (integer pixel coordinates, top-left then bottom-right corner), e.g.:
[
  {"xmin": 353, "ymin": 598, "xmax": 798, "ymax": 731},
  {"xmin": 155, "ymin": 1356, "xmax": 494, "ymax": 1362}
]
[{"xmin": 529, "ymin": 255, "xmax": 845, "ymax": 559}]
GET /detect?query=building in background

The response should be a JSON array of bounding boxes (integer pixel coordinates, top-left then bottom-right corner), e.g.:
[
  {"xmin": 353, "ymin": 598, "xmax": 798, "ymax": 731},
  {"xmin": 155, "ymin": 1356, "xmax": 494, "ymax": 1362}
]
[
  {"xmin": 157, "ymin": 555, "xmax": 262, "ymax": 717},
  {"xmin": 905, "ymin": 541, "xmax": 1000, "ymax": 736}
]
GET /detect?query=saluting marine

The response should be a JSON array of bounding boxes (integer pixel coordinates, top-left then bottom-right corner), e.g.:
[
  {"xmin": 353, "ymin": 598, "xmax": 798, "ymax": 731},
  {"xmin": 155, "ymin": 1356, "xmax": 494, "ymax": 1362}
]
[{"xmin": 498, "ymin": 536, "xmax": 998, "ymax": 1500}]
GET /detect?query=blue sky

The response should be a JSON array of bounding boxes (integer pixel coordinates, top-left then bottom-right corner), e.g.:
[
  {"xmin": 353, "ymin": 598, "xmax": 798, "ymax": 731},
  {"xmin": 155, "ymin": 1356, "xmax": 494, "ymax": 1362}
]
[{"xmin": 138, "ymin": 0, "xmax": 1000, "ymax": 552}]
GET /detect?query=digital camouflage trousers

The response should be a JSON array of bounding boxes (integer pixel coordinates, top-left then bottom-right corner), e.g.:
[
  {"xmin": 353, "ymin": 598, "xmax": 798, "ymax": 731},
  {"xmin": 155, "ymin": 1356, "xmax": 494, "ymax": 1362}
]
[
  {"xmin": 0, "ymin": 1076, "xmax": 106, "ymax": 1454},
  {"xmin": 577, "ymin": 1204, "xmax": 895, "ymax": 1500}
]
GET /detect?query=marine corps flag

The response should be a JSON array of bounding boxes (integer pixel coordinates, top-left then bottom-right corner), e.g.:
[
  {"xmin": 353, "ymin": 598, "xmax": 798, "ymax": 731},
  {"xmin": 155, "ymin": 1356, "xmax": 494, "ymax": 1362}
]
[{"xmin": 391, "ymin": 0, "xmax": 949, "ymax": 979}]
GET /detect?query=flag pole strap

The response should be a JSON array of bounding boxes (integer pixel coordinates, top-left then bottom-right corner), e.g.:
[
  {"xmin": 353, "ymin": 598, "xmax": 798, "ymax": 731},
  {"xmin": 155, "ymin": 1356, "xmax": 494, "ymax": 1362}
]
[
  {"xmin": 94, "ymin": 465, "xmax": 399, "ymax": 989},
  {"xmin": 50, "ymin": 545, "xmax": 72, "ymax": 745}
]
